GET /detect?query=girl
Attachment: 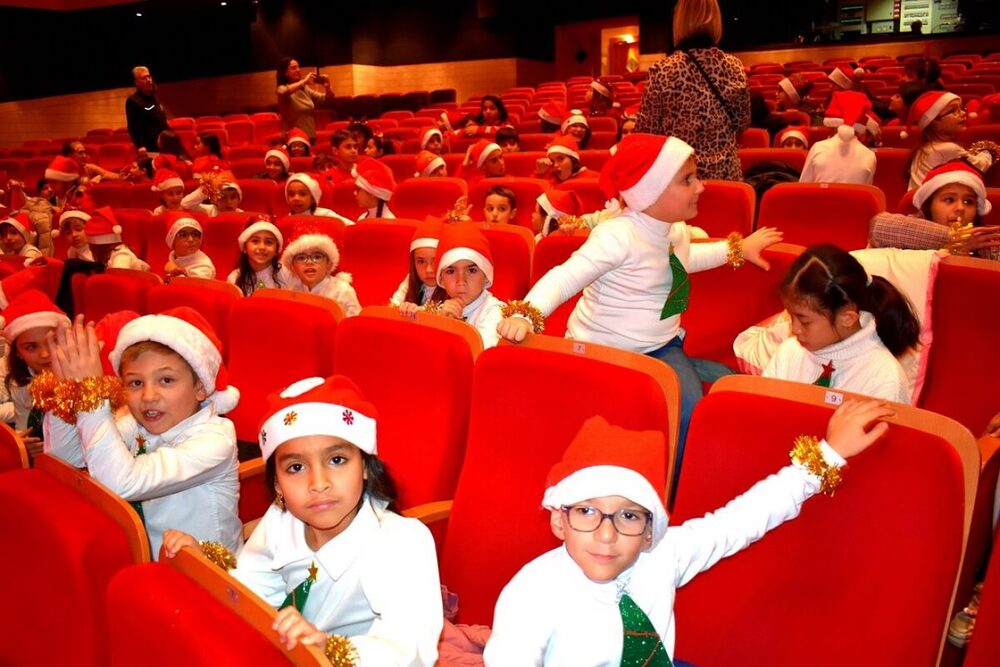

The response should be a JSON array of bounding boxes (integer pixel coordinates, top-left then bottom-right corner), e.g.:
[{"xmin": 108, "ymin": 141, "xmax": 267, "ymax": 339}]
[
  {"xmin": 282, "ymin": 221, "xmax": 361, "ymax": 317},
  {"xmin": 1, "ymin": 290, "xmax": 69, "ymax": 457},
  {"xmin": 43, "ymin": 307, "xmax": 242, "ymax": 558},
  {"xmin": 191, "ymin": 133, "xmax": 228, "ymax": 178},
  {"xmin": 153, "ymin": 130, "xmax": 193, "ymax": 179},
  {"xmin": 498, "ymin": 133, "xmax": 781, "ymax": 454},
  {"xmin": 414, "ymin": 151, "xmax": 446, "ymax": 179},
  {"xmin": 52, "ymin": 207, "xmax": 149, "ymax": 270},
  {"xmin": 560, "ymin": 110, "xmax": 592, "ymax": 150},
  {"xmin": 752, "ymin": 243, "xmax": 920, "ymax": 403},
  {"xmin": 390, "ymin": 217, "xmax": 440, "ymax": 308},
  {"xmin": 775, "ymin": 74, "xmax": 813, "ymax": 112},
  {"xmin": 774, "ymin": 126, "xmax": 809, "ymax": 150},
  {"xmin": 405, "ymin": 221, "xmax": 504, "ymax": 349},
  {"xmin": 588, "ymin": 78, "xmax": 622, "ymax": 122},
  {"xmin": 162, "ymin": 375, "xmax": 443, "ymax": 665},
  {"xmin": 496, "ymin": 126, "xmax": 520, "ymax": 153},
  {"xmin": 151, "ymin": 169, "xmax": 186, "ymax": 215},
  {"xmin": 285, "ymin": 173, "xmax": 354, "ymax": 225},
  {"xmin": 531, "ymin": 190, "xmax": 584, "ymax": 240},
  {"xmin": 461, "ymin": 139, "xmax": 505, "ymax": 186},
  {"xmin": 419, "ymin": 127, "xmax": 445, "ymax": 155},
  {"xmin": 535, "ymin": 136, "xmax": 593, "ymax": 185},
  {"xmin": 181, "ymin": 169, "xmax": 244, "ymax": 217},
  {"xmin": 538, "ymin": 100, "xmax": 566, "ymax": 134},
  {"xmin": 906, "ymin": 91, "xmax": 998, "ymax": 190},
  {"xmin": 353, "ymin": 157, "xmax": 396, "ymax": 221},
  {"xmin": 227, "ymin": 218, "xmax": 290, "ymax": 295},
  {"xmin": 286, "ymin": 128, "xmax": 312, "ymax": 157},
  {"xmin": 364, "ymin": 134, "xmax": 395, "ymax": 159},
  {"xmin": 463, "ymin": 94, "xmax": 509, "ymax": 137},
  {"xmin": 164, "ymin": 214, "xmax": 216, "ymax": 279},
  {"xmin": 0, "ymin": 213, "xmax": 44, "ymax": 266},
  {"xmin": 869, "ymin": 160, "xmax": 1000, "ymax": 260},
  {"xmin": 261, "ymin": 148, "xmax": 290, "ymax": 184},
  {"xmin": 484, "ymin": 186, "xmax": 518, "ymax": 226},
  {"xmin": 324, "ymin": 130, "xmax": 359, "ymax": 185}
]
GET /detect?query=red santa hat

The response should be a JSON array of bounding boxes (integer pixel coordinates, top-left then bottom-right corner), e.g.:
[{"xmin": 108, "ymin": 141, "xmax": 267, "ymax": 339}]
[
  {"xmin": 237, "ymin": 219, "xmax": 283, "ymax": 251},
  {"xmin": 219, "ymin": 181, "xmax": 243, "ymax": 201},
  {"xmin": 823, "ymin": 91, "xmax": 873, "ymax": 141},
  {"xmin": 55, "ymin": 208, "xmax": 91, "ymax": 234},
  {"xmin": 863, "ymin": 110, "xmax": 882, "ymax": 142},
  {"xmin": 285, "ymin": 173, "xmax": 323, "ymax": 205},
  {"xmin": 538, "ymin": 100, "xmax": 567, "ymax": 126},
  {"xmin": 414, "ymin": 150, "xmax": 446, "ymax": 178},
  {"xmin": 546, "ymin": 135, "xmax": 581, "ymax": 162},
  {"xmin": 913, "ymin": 160, "xmax": 992, "ymax": 216},
  {"xmin": 44, "ymin": 155, "xmax": 81, "ymax": 182},
  {"xmin": 110, "ymin": 306, "xmax": 240, "ymax": 414},
  {"xmin": 599, "ymin": 133, "xmax": 694, "ymax": 212},
  {"xmin": 94, "ymin": 309, "xmax": 141, "ymax": 376},
  {"xmin": 164, "ymin": 212, "xmax": 203, "ymax": 248},
  {"xmin": 543, "ymin": 415, "xmax": 669, "ymax": 547},
  {"xmin": 435, "ymin": 221, "xmax": 494, "ymax": 288},
  {"xmin": 286, "ymin": 128, "xmax": 310, "ymax": 149},
  {"xmin": 590, "ymin": 78, "xmax": 613, "ymax": 99},
  {"xmin": 777, "ymin": 76, "xmax": 805, "ymax": 106},
  {"xmin": 150, "ymin": 169, "xmax": 184, "ymax": 192},
  {"xmin": 464, "ymin": 139, "xmax": 502, "ymax": 170},
  {"xmin": 280, "ymin": 220, "xmax": 341, "ymax": 272},
  {"xmin": 560, "ymin": 109, "xmax": 589, "ymax": 134},
  {"xmin": 352, "ymin": 157, "xmax": 396, "ymax": 202},
  {"xmin": 537, "ymin": 189, "xmax": 583, "ymax": 238},
  {"xmin": 54, "ymin": 207, "xmax": 123, "ymax": 245},
  {"xmin": 902, "ymin": 91, "xmax": 961, "ymax": 140},
  {"xmin": 410, "ymin": 217, "xmax": 442, "ymax": 252},
  {"xmin": 0, "ymin": 265, "xmax": 48, "ymax": 310},
  {"xmin": 827, "ymin": 65, "xmax": 857, "ymax": 90},
  {"xmin": 420, "ymin": 126, "xmax": 443, "ymax": 150},
  {"xmin": 0, "ymin": 212, "xmax": 37, "ymax": 244},
  {"xmin": 0, "ymin": 289, "xmax": 71, "ymax": 343},
  {"xmin": 774, "ymin": 126, "xmax": 810, "ymax": 149},
  {"xmin": 265, "ymin": 147, "xmax": 291, "ymax": 172},
  {"xmin": 257, "ymin": 375, "xmax": 378, "ymax": 461}
]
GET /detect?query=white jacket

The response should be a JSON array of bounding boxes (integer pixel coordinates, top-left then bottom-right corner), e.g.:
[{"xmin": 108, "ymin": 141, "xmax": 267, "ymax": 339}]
[
  {"xmin": 291, "ymin": 273, "xmax": 361, "ymax": 317},
  {"xmin": 170, "ymin": 249, "xmax": 216, "ymax": 279}
]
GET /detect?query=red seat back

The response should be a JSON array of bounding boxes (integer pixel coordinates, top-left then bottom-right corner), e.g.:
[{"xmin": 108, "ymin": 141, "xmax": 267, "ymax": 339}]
[
  {"xmin": 338, "ymin": 220, "xmax": 418, "ymax": 307},
  {"xmin": 479, "ymin": 223, "xmax": 533, "ymax": 301},
  {"xmin": 199, "ymin": 212, "xmax": 249, "ymax": 278},
  {"xmin": 739, "ymin": 127, "xmax": 770, "ymax": 148},
  {"xmin": 688, "ymin": 180, "xmax": 756, "ymax": 237},
  {"xmin": 224, "ymin": 120, "xmax": 254, "ymax": 147},
  {"xmin": 872, "ymin": 148, "xmax": 912, "ymax": 213},
  {"xmin": 380, "ymin": 154, "xmax": 420, "ymax": 182},
  {"xmin": 98, "ymin": 143, "xmax": 136, "ymax": 171},
  {"xmin": 0, "ymin": 422, "xmax": 28, "ymax": 471},
  {"xmin": 110, "ymin": 208, "xmax": 153, "ymax": 260},
  {"xmin": 391, "ymin": 177, "xmax": 468, "ymax": 220},
  {"xmin": 501, "ymin": 151, "xmax": 546, "ymax": 178},
  {"xmin": 530, "ymin": 234, "xmax": 587, "ymax": 337},
  {"xmin": 757, "ymin": 183, "xmax": 885, "ymax": 250},
  {"xmin": 579, "ymin": 149, "xmax": 611, "ymax": 173},
  {"xmin": 235, "ymin": 179, "xmax": 278, "ymax": 216},
  {"xmin": 555, "ymin": 177, "xmax": 607, "ymax": 214},
  {"xmin": 147, "ymin": 278, "xmax": 241, "ymax": 360},
  {"xmin": 88, "ymin": 181, "xmax": 135, "ymax": 209},
  {"xmin": 673, "ymin": 377, "xmax": 976, "ymax": 667},
  {"xmin": 83, "ymin": 270, "xmax": 160, "ymax": 321},
  {"xmin": 326, "ymin": 181, "xmax": 364, "ymax": 221}
]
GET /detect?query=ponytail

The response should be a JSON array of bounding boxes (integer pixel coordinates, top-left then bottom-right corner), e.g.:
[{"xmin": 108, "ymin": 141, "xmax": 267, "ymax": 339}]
[
  {"xmin": 375, "ymin": 199, "xmax": 385, "ymax": 219},
  {"xmin": 866, "ymin": 275, "xmax": 920, "ymax": 357}
]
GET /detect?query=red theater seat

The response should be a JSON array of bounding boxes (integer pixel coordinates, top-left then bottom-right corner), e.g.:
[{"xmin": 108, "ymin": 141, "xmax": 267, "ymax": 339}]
[
  {"xmin": 673, "ymin": 376, "xmax": 977, "ymax": 667},
  {"xmin": 688, "ymin": 179, "xmax": 755, "ymax": 237},
  {"xmin": 555, "ymin": 178, "xmax": 607, "ymax": 214},
  {"xmin": 88, "ymin": 181, "xmax": 135, "ymax": 209},
  {"xmin": 111, "ymin": 208, "xmax": 154, "ymax": 260},
  {"xmin": 872, "ymin": 147, "xmax": 912, "ymax": 212},
  {"xmin": 502, "ymin": 151, "xmax": 547, "ymax": 178},
  {"xmin": 200, "ymin": 212, "xmax": 254, "ymax": 276},
  {"xmin": 235, "ymin": 179, "xmax": 278, "ymax": 216},
  {"xmin": 391, "ymin": 177, "xmax": 468, "ymax": 220},
  {"xmin": 337, "ymin": 219, "xmax": 418, "ymax": 307},
  {"xmin": 530, "ymin": 233, "xmax": 587, "ymax": 337},
  {"xmin": 739, "ymin": 128, "xmax": 770, "ymax": 148},
  {"xmin": 147, "ymin": 278, "xmax": 242, "ymax": 360},
  {"xmin": 83, "ymin": 269, "xmax": 162, "ymax": 321},
  {"xmin": 757, "ymin": 182, "xmax": 885, "ymax": 250},
  {"xmin": 0, "ymin": 422, "xmax": 28, "ymax": 471},
  {"xmin": 326, "ymin": 181, "xmax": 364, "ymax": 221},
  {"xmin": 479, "ymin": 222, "xmax": 533, "ymax": 301},
  {"xmin": 380, "ymin": 154, "xmax": 421, "ymax": 182}
]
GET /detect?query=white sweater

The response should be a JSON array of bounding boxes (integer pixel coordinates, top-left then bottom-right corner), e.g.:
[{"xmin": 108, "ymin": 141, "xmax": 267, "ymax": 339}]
[
  {"xmin": 799, "ymin": 134, "xmax": 876, "ymax": 185},
  {"xmin": 524, "ymin": 209, "xmax": 728, "ymax": 353},
  {"xmin": 358, "ymin": 205, "xmax": 396, "ymax": 221},
  {"xmin": 907, "ymin": 141, "xmax": 994, "ymax": 191},
  {"xmin": 170, "ymin": 249, "xmax": 216, "ymax": 279},
  {"xmin": 291, "ymin": 273, "xmax": 361, "ymax": 317},
  {"xmin": 461, "ymin": 289, "xmax": 504, "ymax": 349}
]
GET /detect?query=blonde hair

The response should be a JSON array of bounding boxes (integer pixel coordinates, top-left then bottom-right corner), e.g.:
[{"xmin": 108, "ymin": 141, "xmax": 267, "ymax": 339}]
[{"xmin": 673, "ymin": 0, "xmax": 723, "ymax": 47}]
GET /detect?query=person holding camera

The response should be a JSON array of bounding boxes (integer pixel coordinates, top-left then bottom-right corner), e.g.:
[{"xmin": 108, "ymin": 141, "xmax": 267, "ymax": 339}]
[{"xmin": 276, "ymin": 57, "xmax": 332, "ymax": 142}]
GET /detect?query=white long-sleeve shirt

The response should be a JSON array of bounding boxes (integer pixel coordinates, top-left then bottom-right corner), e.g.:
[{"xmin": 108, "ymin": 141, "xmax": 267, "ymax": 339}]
[
  {"xmin": 170, "ymin": 249, "xmax": 216, "ymax": 279},
  {"xmin": 226, "ymin": 264, "xmax": 293, "ymax": 294},
  {"xmin": 799, "ymin": 135, "xmax": 876, "ymax": 185},
  {"xmin": 485, "ymin": 445, "xmax": 844, "ymax": 666},
  {"xmin": 233, "ymin": 498, "xmax": 442, "ymax": 666},
  {"xmin": 907, "ymin": 141, "xmax": 994, "ymax": 190},
  {"xmin": 44, "ymin": 403, "xmax": 242, "ymax": 557},
  {"xmin": 358, "ymin": 206, "xmax": 396, "ymax": 221},
  {"xmin": 291, "ymin": 273, "xmax": 362, "ymax": 317},
  {"xmin": 524, "ymin": 209, "xmax": 728, "ymax": 353},
  {"xmin": 459, "ymin": 289, "xmax": 504, "ymax": 349}
]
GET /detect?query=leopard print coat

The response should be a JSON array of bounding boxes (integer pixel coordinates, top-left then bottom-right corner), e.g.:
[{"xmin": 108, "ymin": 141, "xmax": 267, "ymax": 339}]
[{"xmin": 635, "ymin": 47, "xmax": 750, "ymax": 182}]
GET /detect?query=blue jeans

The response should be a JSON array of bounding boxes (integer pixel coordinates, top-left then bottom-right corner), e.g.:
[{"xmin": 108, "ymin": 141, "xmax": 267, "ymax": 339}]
[{"xmin": 645, "ymin": 336, "xmax": 702, "ymax": 486}]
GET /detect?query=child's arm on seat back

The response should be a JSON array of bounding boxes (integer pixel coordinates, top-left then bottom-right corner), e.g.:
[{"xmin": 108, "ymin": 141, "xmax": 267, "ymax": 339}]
[{"xmin": 663, "ymin": 399, "xmax": 893, "ymax": 588}]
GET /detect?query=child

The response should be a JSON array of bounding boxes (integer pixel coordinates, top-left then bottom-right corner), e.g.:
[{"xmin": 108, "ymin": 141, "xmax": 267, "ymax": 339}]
[
  {"xmin": 191, "ymin": 133, "xmax": 228, "ymax": 178},
  {"xmin": 538, "ymin": 100, "xmax": 566, "ymax": 134},
  {"xmin": 745, "ymin": 244, "xmax": 919, "ymax": 403},
  {"xmin": 773, "ymin": 126, "xmax": 809, "ymax": 150},
  {"xmin": 775, "ymin": 74, "xmax": 813, "ymax": 112},
  {"xmin": 886, "ymin": 82, "xmax": 928, "ymax": 127},
  {"xmin": 420, "ymin": 127, "xmax": 445, "ymax": 155},
  {"xmin": 52, "ymin": 207, "xmax": 149, "ymax": 270},
  {"xmin": 869, "ymin": 160, "xmax": 1000, "ymax": 261},
  {"xmin": 261, "ymin": 148, "xmax": 291, "ymax": 184},
  {"xmin": 906, "ymin": 91, "xmax": 997, "ymax": 190},
  {"xmin": 495, "ymin": 126, "xmax": 520, "ymax": 153},
  {"xmin": 0, "ymin": 212, "xmax": 44, "ymax": 266},
  {"xmin": 464, "ymin": 95, "xmax": 509, "ymax": 137},
  {"xmin": 286, "ymin": 128, "xmax": 312, "ymax": 157},
  {"xmin": 532, "ymin": 190, "xmax": 584, "ymax": 240},
  {"xmin": 353, "ymin": 157, "xmax": 396, "ymax": 221},
  {"xmin": 414, "ymin": 151, "xmax": 447, "ymax": 179},
  {"xmin": 285, "ymin": 173, "xmax": 354, "ymax": 225},
  {"xmin": 499, "ymin": 133, "xmax": 782, "ymax": 451},
  {"xmin": 164, "ymin": 214, "xmax": 216, "ymax": 279},
  {"xmin": 364, "ymin": 134, "xmax": 395, "ymax": 159},
  {"xmin": 182, "ymin": 178, "xmax": 244, "ymax": 218},
  {"xmin": 162, "ymin": 375, "xmax": 443, "ymax": 664},
  {"xmin": 389, "ymin": 217, "xmax": 440, "ymax": 307},
  {"xmin": 1, "ymin": 290, "xmax": 70, "ymax": 457},
  {"xmin": 43, "ymin": 307, "xmax": 242, "ymax": 557},
  {"xmin": 485, "ymin": 401, "xmax": 892, "ymax": 665},
  {"xmin": 151, "ymin": 169, "xmax": 186, "ymax": 215},
  {"xmin": 227, "ymin": 218, "xmax": 290, "ymax": 295},
  {"xmin": 535, "ymin": 136, "xmax": 593, "ymax": 186},
  {"xmin": 153, "ymin": 131, "xmax": 193, "ymax": 179},
  {"xmin": 588, "ymin": 78, "xmax": 622, "ymax": 122},
  {"xmin": 799, "ymin": 91, "xmax": 877, "ymax": 185},
  {"xmin": 55, "ymin": 209, "xmax": 93, "ymax": 260},
  {"xmin": 282, "ymin": 221, "xmax": 361, "ymax": 317},
  {"xmin": 405, "ymin": 221, "xmax": 503, "ymax": 348},
  {"xmin": 484, "ymin": 185, "xmax": 518, "ymax": 226},
  {"xmin": 462, "ymin": 140, "xmax": 505, "ymax": 185},
  {"xmin": 324, "ymin": 130, "xmax": 359, "ymax": 185},
  {"xmin": 560, "ymin": 109, "xmax": 591, "ymax": 150}
]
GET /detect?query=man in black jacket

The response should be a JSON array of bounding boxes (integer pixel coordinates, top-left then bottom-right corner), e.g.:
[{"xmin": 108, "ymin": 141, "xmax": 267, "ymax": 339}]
[{"xmin": 125, "ymin": 66, "xmax": 168, "ymax": 152}]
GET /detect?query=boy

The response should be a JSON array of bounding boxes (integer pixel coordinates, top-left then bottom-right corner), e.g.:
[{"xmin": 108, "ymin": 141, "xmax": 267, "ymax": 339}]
[
  {"xmin": 282, "ymin": 221, "xmax": 361, "ymax": 317},
  {"xmin": 164, "ymin": 214, "xmax": 216, "ymax": 279},
  {"xmin": 485, "ymin": 400, "xmax": 892, "ymax": 665},
  {"xmin": 484, "ymin": 186, "xmax": 518, "ymax": 225},
  {"xmin": 42, "ymin": 308, "xmax": 243, "ymax": 557}
]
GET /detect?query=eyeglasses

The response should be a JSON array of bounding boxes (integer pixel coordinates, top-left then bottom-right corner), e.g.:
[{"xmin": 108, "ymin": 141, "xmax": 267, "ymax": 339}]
[
  {"xmin": 561, "ymin": 505, "xmax": 652, "ymax": 536},
  {"xmin": 939, "ymin": 105, "xmax": 966, "ymax": 119},
  {"xmin": 175, "ymin": 229, "xmax": 202, "ymax": 240},
  {"xmin": 293, "ymin": 252, "xmax": 328, "ymax": 265}
]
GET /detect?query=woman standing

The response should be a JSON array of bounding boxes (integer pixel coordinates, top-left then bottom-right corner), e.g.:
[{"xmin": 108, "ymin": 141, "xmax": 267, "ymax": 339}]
[
  {"xmin": 635, "ymin": 0, "xmax": 749, "ymax": 181},
  {"xmin": 276, "ymin": 57, "xmax": 332, "ymax": 141}
]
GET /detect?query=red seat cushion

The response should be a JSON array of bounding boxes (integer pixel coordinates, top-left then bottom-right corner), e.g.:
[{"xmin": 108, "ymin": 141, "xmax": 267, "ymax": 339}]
[{"xmin": 338, "ymin": 220, "xmax": 418, "ymax": 307}]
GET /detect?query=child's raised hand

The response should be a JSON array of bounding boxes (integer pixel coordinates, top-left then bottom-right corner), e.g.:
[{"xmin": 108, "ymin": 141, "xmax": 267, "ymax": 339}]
[
  {"xmin": 959, "ymin": 226, "xmax": 1000, "ymax": 254},
  {"xmin": 16, "ymin": 430, "xmax": 43, "ymax": 457},
  {"xmin": 160, "ymin": 529, "xmax": 199, "ymax": 559},
  {"xmin": 272, "ymin": 607, "xmax": 326, "ymax": 651},
  {"xmin": 398, "ymin": 302, "xmax": 420, "ymax": 320},
  {"xmin": 48, "ymin": 315, "xmax": 104, "ymax": 381},
  {"xmin": 497, "ymin": 316, "xmax": 533, "ymax": 343},
  {"xmin": 825, "ymin": 399, "xmax": 895, "ymax": 459},
  {"xmin": 535, "ymin": 157, "xmax": 553, "ymax": 176},
  {"xmin": 439, "ymin": 298, "xmax": 464, "ymax": 320},
  {"xmin": 741, "ymin": 226, "xmax": 784, "ymax": 271}
]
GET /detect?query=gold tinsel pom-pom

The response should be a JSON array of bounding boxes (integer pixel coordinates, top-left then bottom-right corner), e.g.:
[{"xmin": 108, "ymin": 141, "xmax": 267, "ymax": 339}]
[
  {"xmin": 945, "ymin": 217, "xmax": 976, "ymax": 255},
  {"xmin": 324, "ymin": 635, "xmax": 359, "ymax": 666},
  {"xmin": 421, "ymin": 300, "xmax": 445, "ymax": 314},
  {"xmin": 968, "ymin": 140, "xmax": 1000, "ymax": 163},
  {"xmin": 725, "ymin": 232, "xmax": 745, "ymax": 270},
  {"xmin": 30, "ymin": 372, "xmax": 125, "ymax": 424},
  {"xmin": 500, "ymin": 300, "xmax": 546, "ymax": 334},
  {"xmin": 199, "ymin": 541, "xmax": 237, "ymax": 571},
  {"xmin": 200, "ymin": 168, "xmax": 238, "ymax": 206},
  {"xmin": 789, "ymin": 434, "xmax": 843, "ymax": 496}
]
